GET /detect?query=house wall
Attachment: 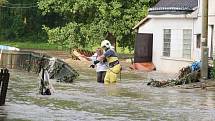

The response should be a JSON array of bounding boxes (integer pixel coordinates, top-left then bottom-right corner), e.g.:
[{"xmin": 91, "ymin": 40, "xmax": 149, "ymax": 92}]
[
  {"xmin": 208, "ymin": 0, "xmax": 215, "ymax": 58},
  {"xmin": 195, "ymin": 0, "xmax": 215, "ymax": 58},
  {"xmin": 198, "ymin": 0, "xmax": 215, "ymax": 17},
  {"xmin": 138, "ymin": 18, "xmax": 195, "ymax": 73},
  {"xmin": 136, "ymin": 0, "xmax": 215, "ymax": 73}
]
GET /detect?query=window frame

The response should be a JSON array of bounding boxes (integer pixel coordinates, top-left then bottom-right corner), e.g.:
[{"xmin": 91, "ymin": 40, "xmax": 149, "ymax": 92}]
[
  {"xmin": 163, "ymin": 29, "xmax": 171, "ymax": 57},
  {"xmin": 196, "ymin": 34, "xmax": 201, "ymax": 48},
  {"xmin": 183, "ymin": 29, "xmax": 192, "ymax": 59}
]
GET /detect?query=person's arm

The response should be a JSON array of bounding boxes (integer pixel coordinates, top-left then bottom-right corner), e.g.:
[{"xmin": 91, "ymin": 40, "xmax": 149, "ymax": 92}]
[
  {"xmin": 80, "ymin": 55, "xmax": 92, "ymax": 61},
  {"xmin": 97, "ymin": 50, "xmax": 113, "ymax": 61},
  {"xmin": 89, "ymin": 53, "xmax": 98, "ymax": 68},
  {"xmin": 97, "ymin": 55, "xmax": 105, "ymax": 61}
]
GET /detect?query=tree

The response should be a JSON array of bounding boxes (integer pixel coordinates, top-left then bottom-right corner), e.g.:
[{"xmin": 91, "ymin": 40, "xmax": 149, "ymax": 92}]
[
  {"xmin": 0, "ymin": 0, "xmax": 47, "ymax": 41},
  {"xmin": 38, "ymin": 0, "xmax": 158, "ymax": 51},
  {"xmin": 0, "ymin": 0, "xmax": 7, "ymax": 5}
]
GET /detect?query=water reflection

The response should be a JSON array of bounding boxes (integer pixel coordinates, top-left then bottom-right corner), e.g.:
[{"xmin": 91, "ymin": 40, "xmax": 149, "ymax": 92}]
[
  {"xmin": 0, "ymin": 69, "xmax": 215, "ymax": 120},
  {"xmin": 202, "ymin": 90, "xmax": 215, "ymax": 108},
  {"xmin": 104, "ymin": 84, "xmax": 120, "ymax": 96},
  {"xmin": 0, "ymin": 106, "xmax": 7, "ymax": 121}
]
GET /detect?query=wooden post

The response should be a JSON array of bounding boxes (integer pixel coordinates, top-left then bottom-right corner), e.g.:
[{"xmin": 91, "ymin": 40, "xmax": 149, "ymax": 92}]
[
  {"xmin": 201, "ymin": 0, "xmax": 209, "ymax": 79},
  {"xmin": 27, "ymin": 53, "xmax": 32, "ymax": 72},
  {"xmin": 1, "ymin": 53, "xmax": 4, "ymax": 67},
  {"xmin": 10, "ymin": 53, "xmax": 13, "ymax": 69},
  {"xmin": 0, "ymin": 68, "xmax": 10, "ymax": 106}
]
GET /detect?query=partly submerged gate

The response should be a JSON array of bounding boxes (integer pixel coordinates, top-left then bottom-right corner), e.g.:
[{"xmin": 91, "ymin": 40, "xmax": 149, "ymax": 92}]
[{"xmin": 134, "ymin": 33, "xmax": 153, "ymax": 63}]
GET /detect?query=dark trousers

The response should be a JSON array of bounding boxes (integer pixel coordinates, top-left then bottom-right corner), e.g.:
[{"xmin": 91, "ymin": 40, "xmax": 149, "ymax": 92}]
[{"xmin": 97, "ymin": 71, "xmax": 106, "ymax": 83}]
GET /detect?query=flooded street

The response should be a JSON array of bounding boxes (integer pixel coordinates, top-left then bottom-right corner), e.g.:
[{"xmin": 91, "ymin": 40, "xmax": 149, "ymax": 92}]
[{"xmin": 1, "ymin": 68, "xmax": 215, "ymax": 121}]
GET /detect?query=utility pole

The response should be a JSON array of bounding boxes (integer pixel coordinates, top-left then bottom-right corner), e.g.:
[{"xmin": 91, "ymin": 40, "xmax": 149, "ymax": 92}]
[{"xmin": 201, "ymin": 0, "xmax": 209, "ymax": 79}]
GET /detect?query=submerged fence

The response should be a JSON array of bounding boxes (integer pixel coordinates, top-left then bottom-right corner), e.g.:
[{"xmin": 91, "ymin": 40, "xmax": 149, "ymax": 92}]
[
  {"xmin": 0, "ymin": 51, "xmax": 79, "ymax": 83},
  {"xmin": 0, "ymin": 51, "xmax": 42, "ymax": 72}
]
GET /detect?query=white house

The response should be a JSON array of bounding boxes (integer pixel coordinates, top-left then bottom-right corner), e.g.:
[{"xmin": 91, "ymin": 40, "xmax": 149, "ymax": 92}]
[{"xmin": 133, "ymin": 0, "xmax": 215, "ymax": 73}]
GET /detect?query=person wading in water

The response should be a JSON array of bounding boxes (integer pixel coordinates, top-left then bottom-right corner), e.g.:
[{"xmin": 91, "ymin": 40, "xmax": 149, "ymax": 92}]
[
  {"xmin": 81, "ymin": 48, "xmax": 108, "ymax": 83},
  {"xmin": 96, "ymin": 40, "xmax": 121, "ymax": 84}
]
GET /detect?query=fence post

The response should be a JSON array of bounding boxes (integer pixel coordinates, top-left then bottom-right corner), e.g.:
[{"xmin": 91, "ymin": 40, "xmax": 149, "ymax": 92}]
[
  {"xmin": 10, "ymin": 53, "xmax": 13, "ymax": 69},
  {"xmin": 27, "ymin": 53, "xmax": 32, "ymax": 72},
  {"xmin": 0, "ymin": 68, "xmax": 10, "ymax": 106}
]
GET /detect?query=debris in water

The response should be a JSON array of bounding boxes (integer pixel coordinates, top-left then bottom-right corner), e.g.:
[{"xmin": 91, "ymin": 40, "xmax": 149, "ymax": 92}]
[{"xmin": 147, "ymin": 61, "xmax": 201, "ymax": 87}]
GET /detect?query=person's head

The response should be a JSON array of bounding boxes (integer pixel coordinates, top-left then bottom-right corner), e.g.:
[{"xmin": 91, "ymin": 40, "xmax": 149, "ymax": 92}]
[
  {"xmin": 96, "ymin": 48, "xmax": 103, "ymax": 56},
  {"xmin": 101, "ymin": 40, "xmax": 111, "ymax": 51},
  {"xmin": 38, "ymin": 56, "xmax": 49, "ymax": 71}
]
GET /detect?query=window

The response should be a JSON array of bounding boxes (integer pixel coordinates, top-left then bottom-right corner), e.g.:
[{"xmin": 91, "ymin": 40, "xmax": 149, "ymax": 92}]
[
  {"xmin": 163, "ymin": 29, "xmax": 171, "ymax": 57},
  {"xmin": 196, "ymin": 34, "xmax": 201, "ymax": 48},
  {"xmin": 183, "ymin": 29, "xmax": 192, "ymax": 59}
]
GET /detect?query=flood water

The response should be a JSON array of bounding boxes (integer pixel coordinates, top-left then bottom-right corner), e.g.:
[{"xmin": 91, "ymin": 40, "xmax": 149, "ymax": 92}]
[{"xmin": 1, "ymin": 69, "xmax": 215, "ymax": 121}]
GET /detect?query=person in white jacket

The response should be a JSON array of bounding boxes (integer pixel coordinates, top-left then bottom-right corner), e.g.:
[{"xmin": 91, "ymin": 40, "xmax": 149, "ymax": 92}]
[
  {"xmin": 81, "ymin": 48, "xmax": 108, "ymax": 83},
  {"xmin": 93, "ymin": 48, "xmax": 108, "ymax": 83}
]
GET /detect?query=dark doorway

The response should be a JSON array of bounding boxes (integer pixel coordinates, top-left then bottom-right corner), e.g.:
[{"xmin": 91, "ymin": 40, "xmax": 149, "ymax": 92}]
[{"xmin": 134, "ymin": 33, "xmax": 153, "ymax": 63}]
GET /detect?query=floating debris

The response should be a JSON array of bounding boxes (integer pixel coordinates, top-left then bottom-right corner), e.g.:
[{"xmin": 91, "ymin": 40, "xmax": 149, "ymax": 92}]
[
  {"xmin": 47, "ymin": 57, "xmax": 79, "ymax": 83},
  {"xmin": 35, "ymin": 55, "xmax": 79, "ymax": 83}
]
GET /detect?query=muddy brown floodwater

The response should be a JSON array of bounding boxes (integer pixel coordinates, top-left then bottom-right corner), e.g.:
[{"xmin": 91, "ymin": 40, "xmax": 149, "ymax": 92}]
[{"xmin": 0, "ymin": 62, "xmax": 215, "ymax": 121}]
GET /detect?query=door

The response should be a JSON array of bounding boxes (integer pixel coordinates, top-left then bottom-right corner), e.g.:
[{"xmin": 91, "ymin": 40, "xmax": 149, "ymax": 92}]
[{"xmin": 134, "ymin": 33, "xmax": 153, "ymax": 63}]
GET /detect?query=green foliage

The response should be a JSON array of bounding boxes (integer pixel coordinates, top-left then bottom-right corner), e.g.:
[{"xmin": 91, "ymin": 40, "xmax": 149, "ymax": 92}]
[
  {"xmin": 1, "ymin": 0, "xmax": 158, "ymax": 51},
  {"xmin": 43, "ymin": 23, "xmax": 79, "ymax": 49},
  {"xmin": 0, "ymin": 0, "xmax": 7, "ymax": 5},
  {"xmin": 0, "ymin": 40, "xmax": 58, "ymax": 50},
  {"xmin": 38, "ymin": 0, "xmax": 157, "ymax": 50},
  {"xmin": 3, "ymin": 15, "xmax": 25, "ymax": 40},
  {"xmin": 0, "ymin": 0, "xmax": 47, "ymax": 41}
]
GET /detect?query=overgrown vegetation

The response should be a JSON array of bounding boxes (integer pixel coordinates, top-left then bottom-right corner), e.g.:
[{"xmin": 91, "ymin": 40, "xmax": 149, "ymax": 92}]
[
  {"xmin": 0, "ymin": 40, "xmax": 58, "ymax": 50},
  {"xmin": 0, "ymin": 0, "xmax": 7, "ymax": 5},
  {"xmin": 209, "ymin": 61, "xmax": 215, "ymax": 79},
  {"xmin": 0, "ymin": 0, "xmax": 158, "ymax": 51},
  {"xmin": 0, "ymin": 0, "xmax": 47, "ymax": 41}
]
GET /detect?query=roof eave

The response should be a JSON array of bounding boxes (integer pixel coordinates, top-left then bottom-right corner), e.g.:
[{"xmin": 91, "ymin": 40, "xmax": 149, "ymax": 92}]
[
  {"xmin": 148, "ymin": 9, "xmax": 198, "ymax": 18},
  {"xmin": 149, "ymin": 7, "xmax": 196, "ymax": 12},
  {"xmin": 132, "ymin": 17, "xmax": 150, "ymax": 30}
]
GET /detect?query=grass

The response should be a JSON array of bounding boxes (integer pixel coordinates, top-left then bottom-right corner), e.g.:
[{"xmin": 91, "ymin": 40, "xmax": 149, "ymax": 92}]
[
  {"xmin": 0, "ymin": 40, "xmax": 59, "ymax": 50},
  {"xmin": 0, "ymin": 40, "xmax": 134, "ymax": 55}
]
